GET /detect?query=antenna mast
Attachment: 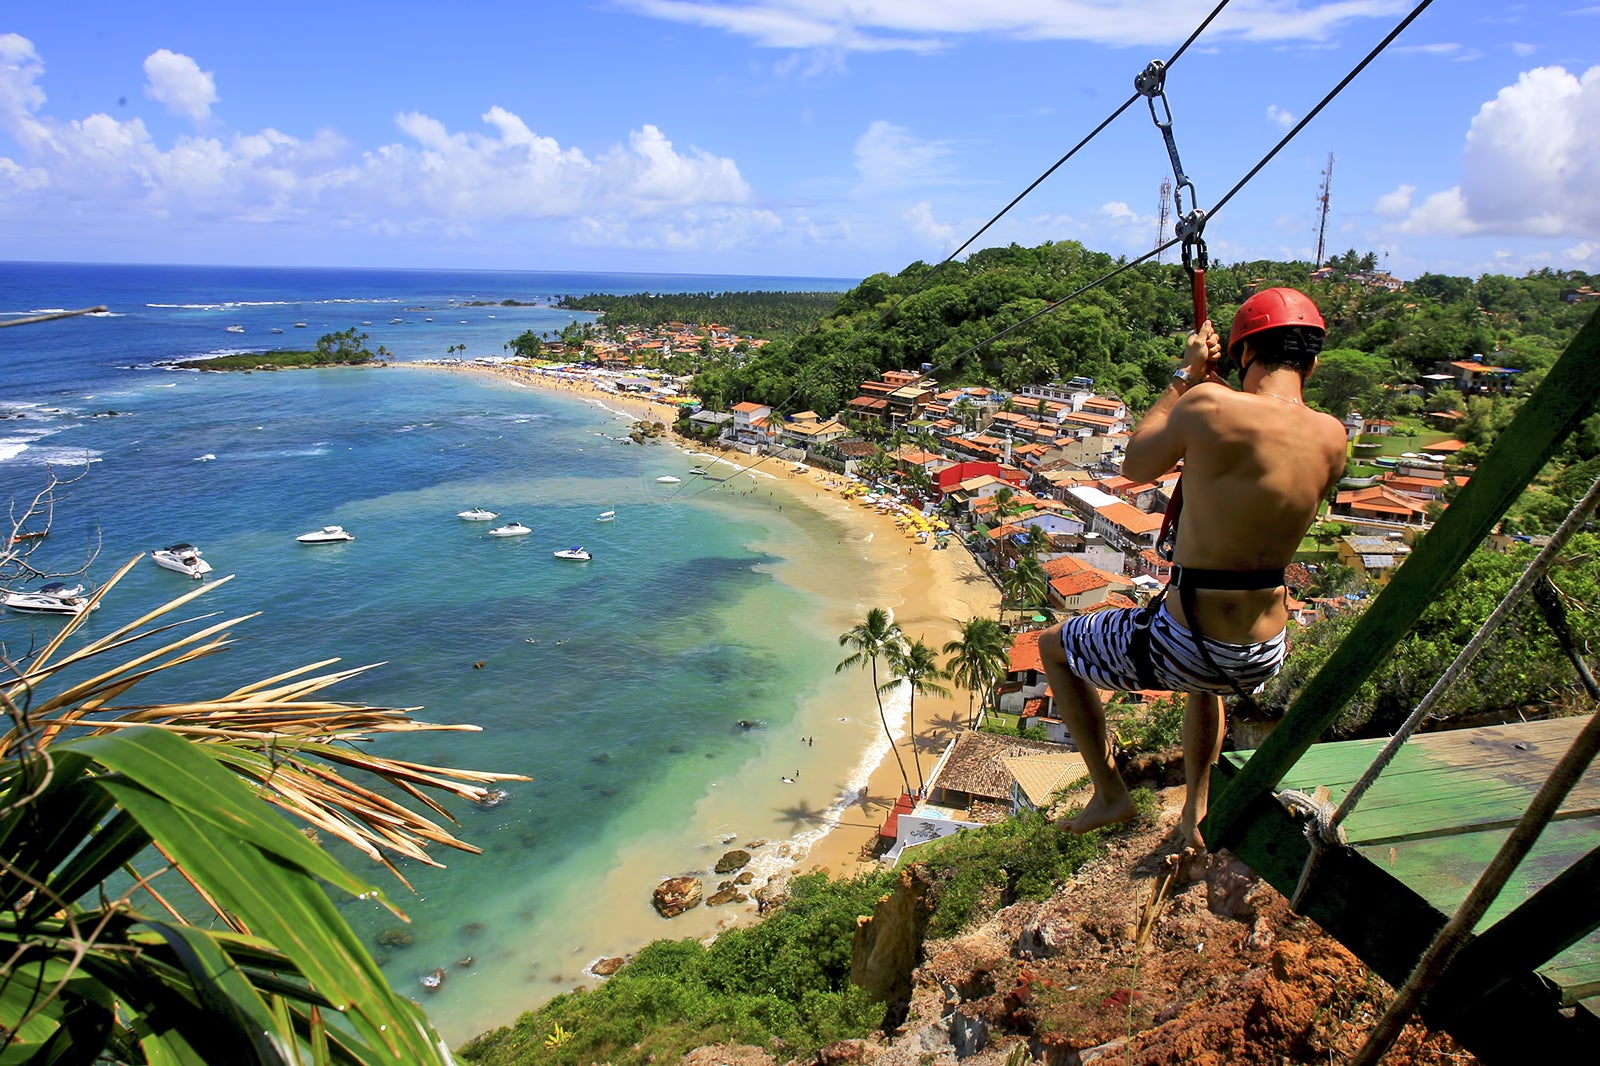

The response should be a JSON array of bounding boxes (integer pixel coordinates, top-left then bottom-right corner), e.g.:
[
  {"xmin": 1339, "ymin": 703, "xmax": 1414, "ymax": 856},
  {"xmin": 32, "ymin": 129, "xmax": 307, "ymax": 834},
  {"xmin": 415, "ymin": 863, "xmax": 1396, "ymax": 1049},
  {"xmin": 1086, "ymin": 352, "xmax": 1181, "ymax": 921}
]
[
  {"xmin": 1156, "ymin": 178, "xmax": 1172, "ymax": 263},
  {"xmin": 1315, "ymin": 152, "xmax": 1335, "ymax": 268}
]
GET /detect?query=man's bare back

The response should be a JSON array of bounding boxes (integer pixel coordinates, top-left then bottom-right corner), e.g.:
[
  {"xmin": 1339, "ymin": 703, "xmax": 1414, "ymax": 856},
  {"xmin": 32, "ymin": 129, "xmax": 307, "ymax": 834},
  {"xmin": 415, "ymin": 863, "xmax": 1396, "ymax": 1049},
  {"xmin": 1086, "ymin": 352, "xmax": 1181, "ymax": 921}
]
[
  {"xmin": 1123, "ymin": 326, "xmax": 1348, "ymax": 643},
  {"xmin": 1040, "ymin": 298, "xmax": 1348, "ymax": 854}
]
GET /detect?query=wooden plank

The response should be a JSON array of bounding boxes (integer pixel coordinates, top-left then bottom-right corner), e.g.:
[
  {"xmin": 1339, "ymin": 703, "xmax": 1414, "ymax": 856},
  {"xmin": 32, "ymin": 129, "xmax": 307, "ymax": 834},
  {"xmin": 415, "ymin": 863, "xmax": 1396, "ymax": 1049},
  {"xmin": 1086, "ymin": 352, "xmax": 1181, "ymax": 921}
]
[
  {"xmin": 1355, "ymin": 819, "xmax": 1600, "ymax": 1002},
  {"xmin": 1205, "ymin": 305, "xmax": 1600, "ymax": 849},
  {"xmin": 1237, "ymin": 719, "xmax": 1600, "ymax": 846},
  {"xmin": 1430, "ymin": 843, "xmax": 1600, "ymax": 1019}
]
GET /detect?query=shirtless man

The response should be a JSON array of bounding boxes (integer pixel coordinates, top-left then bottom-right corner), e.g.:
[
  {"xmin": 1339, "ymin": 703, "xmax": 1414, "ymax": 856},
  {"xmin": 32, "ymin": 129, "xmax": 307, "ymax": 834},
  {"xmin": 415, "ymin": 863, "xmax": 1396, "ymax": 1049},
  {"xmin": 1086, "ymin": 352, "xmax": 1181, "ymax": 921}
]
[{"xmin": 1038, "ymin": 288, "xmax": 1349, "ymax": 851}]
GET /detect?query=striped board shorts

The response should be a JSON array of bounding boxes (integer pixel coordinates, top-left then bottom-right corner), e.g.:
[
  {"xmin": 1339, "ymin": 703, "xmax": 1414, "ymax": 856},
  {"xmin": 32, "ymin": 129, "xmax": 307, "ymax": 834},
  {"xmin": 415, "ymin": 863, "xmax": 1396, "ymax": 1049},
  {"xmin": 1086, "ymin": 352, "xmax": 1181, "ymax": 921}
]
[{"xmin": 1056, "ymin": 600, "xmax": 1286, "ymax": 695}]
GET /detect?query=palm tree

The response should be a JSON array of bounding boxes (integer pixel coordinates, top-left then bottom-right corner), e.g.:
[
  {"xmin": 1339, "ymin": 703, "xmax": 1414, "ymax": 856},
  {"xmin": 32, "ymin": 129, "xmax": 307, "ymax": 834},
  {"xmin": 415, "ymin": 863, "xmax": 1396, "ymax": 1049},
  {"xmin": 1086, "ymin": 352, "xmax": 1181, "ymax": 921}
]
[
  {"xmin": 1003, "ymin": 554, "xmax": 1050, "ymax": 625},
  {"xmin": 944, "ymin": 617, "xmax": 1012, "ymax": 728},
  {"xmin": 886, "ymin": 638, "xmax": 951, "ymax": 793},
  {"xmin": 836, "ymin": 608, "xmax": 912, "ymax": 797},
  {"xmin": 0, "ymin": 561, "xmax": 519, "ymax": 1062}
]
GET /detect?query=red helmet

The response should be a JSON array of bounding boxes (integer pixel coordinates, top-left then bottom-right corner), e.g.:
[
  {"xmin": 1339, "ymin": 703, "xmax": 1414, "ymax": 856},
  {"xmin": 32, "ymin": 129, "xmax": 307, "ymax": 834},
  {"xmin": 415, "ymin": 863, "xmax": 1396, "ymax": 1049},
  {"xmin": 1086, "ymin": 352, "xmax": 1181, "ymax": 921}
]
[{"xmin": 1228, "ymin": 288, "xmax": 1325, "ymax": 362}]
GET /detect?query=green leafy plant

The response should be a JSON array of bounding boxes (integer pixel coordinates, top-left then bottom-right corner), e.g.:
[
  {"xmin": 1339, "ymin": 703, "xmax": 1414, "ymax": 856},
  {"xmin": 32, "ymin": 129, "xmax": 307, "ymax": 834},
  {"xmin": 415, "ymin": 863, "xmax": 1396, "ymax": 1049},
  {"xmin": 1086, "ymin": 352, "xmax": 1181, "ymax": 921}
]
[{"xmin": 0, "ymin": 559, "xmax": 522, "ymax": 1063}]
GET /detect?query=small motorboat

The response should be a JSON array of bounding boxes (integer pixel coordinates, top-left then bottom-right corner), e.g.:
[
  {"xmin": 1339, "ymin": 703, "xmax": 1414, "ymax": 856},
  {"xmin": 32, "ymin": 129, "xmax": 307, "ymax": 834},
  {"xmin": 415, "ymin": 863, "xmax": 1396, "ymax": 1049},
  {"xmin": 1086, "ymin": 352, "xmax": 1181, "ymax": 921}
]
[
  {"xmin": 688, "ymin": 467, "xmax": 707, "ymax": 476},
  {"xmin": 225, "ymin": 324, "xmax": 244, "ymax": 334},
  {"xmin": 553, "ymin": 546, "xmax": 592, "ymax": 561},
  {"xmin": 596, "ymin": 510, "xmax": 615, "ymax": 523},
  {"xmin": 390, "ymin": 318, "xmax": 403, "ymax": 324},
  {"xmin": 151, "ymin": 543, "xmax": 214, "ymax": 579},
  {"xmin": 488, "ymin": 521, "xmax": 532, "ymax": 537},
  {"xmin": 3, "ymin": 582, "xmax": 98, "ymax": 616},
  {"xmin": 297, "ymin": 525, "xmax": 354, "ymax": 544},
  {"xmin": 656, "ymin": 476, "xmax": 682, "ymax": 484},
  {"xmin": 293, "ymin": 322, "xmax": 308, "ymax": 328},
  {"xmin": 457, "ymin": 508, "xmax": 500, "ymax": 521},
  {"xmin": 270, "ymin": 327, "xmax": 284, "ymax": 334}
]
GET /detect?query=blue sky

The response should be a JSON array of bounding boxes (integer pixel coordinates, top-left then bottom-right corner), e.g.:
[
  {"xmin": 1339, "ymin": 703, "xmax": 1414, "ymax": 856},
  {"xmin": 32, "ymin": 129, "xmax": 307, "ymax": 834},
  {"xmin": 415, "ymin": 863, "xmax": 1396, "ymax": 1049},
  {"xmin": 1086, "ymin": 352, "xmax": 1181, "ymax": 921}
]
[{"xmin": 2, "ymin": 2, "xmax": 1595, "ymax": 281}]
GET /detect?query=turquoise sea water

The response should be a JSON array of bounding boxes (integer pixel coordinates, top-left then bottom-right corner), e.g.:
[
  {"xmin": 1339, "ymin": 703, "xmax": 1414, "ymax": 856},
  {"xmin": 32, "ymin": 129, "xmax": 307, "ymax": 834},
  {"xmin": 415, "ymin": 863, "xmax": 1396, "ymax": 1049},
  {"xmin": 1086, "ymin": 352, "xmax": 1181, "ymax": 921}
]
[{"xmin": 0, "ymin": 263, "xmax": 902, "ymax": 1042}]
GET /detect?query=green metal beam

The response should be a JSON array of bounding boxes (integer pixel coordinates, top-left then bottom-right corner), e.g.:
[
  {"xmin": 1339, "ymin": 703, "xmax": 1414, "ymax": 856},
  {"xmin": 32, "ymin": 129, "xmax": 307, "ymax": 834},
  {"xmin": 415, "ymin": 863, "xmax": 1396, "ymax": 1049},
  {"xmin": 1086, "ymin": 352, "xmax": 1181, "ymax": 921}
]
[{"xmin": 1206, "ymin": 306, "xmax": 1600, "ymax": 847}]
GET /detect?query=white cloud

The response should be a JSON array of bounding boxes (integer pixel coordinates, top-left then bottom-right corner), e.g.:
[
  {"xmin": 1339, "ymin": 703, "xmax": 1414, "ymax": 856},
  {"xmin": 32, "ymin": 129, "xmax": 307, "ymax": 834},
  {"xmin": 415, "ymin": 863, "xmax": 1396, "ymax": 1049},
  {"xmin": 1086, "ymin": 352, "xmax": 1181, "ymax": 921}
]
[
  {"xmin": 854, "ymin": 120, "xmax": 950, "ymax": 190},
  {"xmin": 1097, "ymin": 200, "xmax": 1151, "ymax": 230},
  {"xmin": 1374, "ymin": 184, "xmax": 1414, "ymax": 217},
  {"xmin": 1401, "ymin": 65, "xmax": 1600, "ymax": 239},
  {"xmin": 143, "ymin": 50, "xmax": 218, "ymax": 123},
  {"xmin": 619, "ymin": 0, "xmax": 1414, "ymax": 51},
  {"xmin": 1511, "ymin": 42, "xmax": 1536, "ymax": 58},
  {"xmin": 1266, "ymin": 104, "xmax": 1295, "ymax": 128},
  {"xmin": 0, "ymin": 34, "xmax": 757, "ymax": 249},
  {"xmin": 904, "ymin": 200, "xmax": 954, "ymax": 249}
]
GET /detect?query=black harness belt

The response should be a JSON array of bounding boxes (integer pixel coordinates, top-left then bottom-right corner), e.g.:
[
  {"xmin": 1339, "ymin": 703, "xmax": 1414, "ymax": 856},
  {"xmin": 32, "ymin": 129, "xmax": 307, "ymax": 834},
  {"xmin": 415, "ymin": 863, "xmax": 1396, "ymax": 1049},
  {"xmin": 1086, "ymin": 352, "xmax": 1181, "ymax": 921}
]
[
  {"xmin": 1128, "ymin": 566, "xmax": 1286, "ymax": 697},
  {"xmin": 1170, "ymin": 565, "xmax": 1286, "ymax": 591}
]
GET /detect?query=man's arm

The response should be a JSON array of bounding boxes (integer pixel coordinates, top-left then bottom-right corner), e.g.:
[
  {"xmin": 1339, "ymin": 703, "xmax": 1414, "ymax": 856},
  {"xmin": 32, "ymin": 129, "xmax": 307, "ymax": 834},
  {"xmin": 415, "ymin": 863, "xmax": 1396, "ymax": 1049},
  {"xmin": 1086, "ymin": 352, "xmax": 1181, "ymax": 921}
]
[{"xmin": 1122, "ymin": 322, "xmax": 1225, "ymax": 483}]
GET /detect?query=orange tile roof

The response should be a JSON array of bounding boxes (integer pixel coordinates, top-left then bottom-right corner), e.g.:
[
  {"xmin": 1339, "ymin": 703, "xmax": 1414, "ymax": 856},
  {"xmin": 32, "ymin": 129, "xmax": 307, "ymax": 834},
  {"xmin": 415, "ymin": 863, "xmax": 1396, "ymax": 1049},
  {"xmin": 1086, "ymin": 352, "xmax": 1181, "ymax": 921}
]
[
  {"xmin": 1097, "ymin": 501, "xmax": 1164, "ymax": 534},
  {"xmin": 1009, "ymin": 630, "xmax": 1044, "ymax": 673},
  {"xmin": 1051, "ymin": 571, "xmax": 1113, "ymax": 597}
]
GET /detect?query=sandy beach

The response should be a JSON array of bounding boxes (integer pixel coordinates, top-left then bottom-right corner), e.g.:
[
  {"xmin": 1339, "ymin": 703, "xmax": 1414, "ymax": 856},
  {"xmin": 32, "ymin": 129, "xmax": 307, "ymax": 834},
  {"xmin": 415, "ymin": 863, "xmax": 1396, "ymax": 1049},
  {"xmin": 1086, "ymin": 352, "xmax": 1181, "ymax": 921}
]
[{"xmin": 404, "ymin": 359, "xmax": 1000, "ymax": 880}]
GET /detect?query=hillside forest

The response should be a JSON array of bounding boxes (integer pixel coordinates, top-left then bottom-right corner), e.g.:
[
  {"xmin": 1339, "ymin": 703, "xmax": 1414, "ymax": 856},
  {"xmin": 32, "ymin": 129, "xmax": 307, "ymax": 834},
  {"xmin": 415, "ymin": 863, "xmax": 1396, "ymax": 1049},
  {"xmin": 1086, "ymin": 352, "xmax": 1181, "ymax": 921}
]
[{"xmin": 550, "ymin": 242, "xmax": 1600, "ymax": 738}]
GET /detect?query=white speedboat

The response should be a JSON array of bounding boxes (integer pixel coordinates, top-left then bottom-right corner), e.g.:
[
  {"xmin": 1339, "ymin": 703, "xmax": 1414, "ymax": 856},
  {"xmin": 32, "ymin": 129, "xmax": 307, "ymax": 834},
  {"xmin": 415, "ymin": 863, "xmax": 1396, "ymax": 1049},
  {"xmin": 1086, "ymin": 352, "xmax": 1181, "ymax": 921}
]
[
  {"xmin": 553, "ymin": 546, "xmax": 591, "ymax": 561},
  {"xmin": 488, "ymin": 521, "xmax": 532, "ymax": 537},
  {"xmin": 270, "ymin": 327, "xmax": 284, "ymax": 334},
  {"xmin": 3, "ymin": 582, "xmax": 98, "ymax": 616},
  {"xmin": 596, "ymin": 510, "xmax": 615, "ymax": 523},
  {"xmin": 297, "ymin": 525, "xmax": 354, "ymax": 544},
  {"xmin": 151, "ymin": 543, "xmax": 213, "ymax": 579},
  {"xmin": 457, "ymin": 508, "xmax": 500, "ymax": 521},
  {"xmin": 656, "ymin": 476, "xmax": 682, "ymax": 484},
  {"xmin": 225, "ymin": 324, "xmax": 245, "ymax": 334},
  {"xmin": 293, "ymin": 322, "xmax": 308, "ymax": 328},
  {"xmin": 688, "ymin": 468, "xmax": 707, "ymax": 476}
]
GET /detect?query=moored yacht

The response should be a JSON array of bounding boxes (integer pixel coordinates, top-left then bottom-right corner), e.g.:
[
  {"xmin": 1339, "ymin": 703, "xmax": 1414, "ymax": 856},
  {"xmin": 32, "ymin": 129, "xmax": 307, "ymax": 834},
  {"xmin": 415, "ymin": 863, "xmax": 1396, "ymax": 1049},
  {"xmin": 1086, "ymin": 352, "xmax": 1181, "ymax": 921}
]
[
  {"xmin": 656, "ymin": 475, "xmax": 682, "ymax": 484},
  {"xmin": 596, "ymin": 509, "xmax": 615, "ymax": 522},
  {"xmin": 553, "ymin": 546, "xmax": 592, "ymax": 561},
  {"xmin": 457, "ymin": 508, "xmax": 500, "ymax": 521},
  {"xmin": 151, "ymin": 543, "xmax": 214, "ymax": 579},
  {"xmin": 296, "ymin": 525, "xmax": 355, "ymax": 544},
  {"xmin": 487, "ymin": 521, "xmax": 532, "ymax": 537},
  {"xmin": 2, "ymin": 582, "xmax": 98, "ymax": 616}
]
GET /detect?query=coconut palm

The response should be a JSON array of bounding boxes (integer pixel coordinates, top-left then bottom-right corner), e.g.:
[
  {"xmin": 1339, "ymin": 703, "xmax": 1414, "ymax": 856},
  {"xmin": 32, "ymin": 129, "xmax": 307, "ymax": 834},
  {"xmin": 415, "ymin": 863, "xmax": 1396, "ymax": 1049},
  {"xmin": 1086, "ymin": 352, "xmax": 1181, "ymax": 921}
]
[
  {"xmin": 944, "ymin": 616, "xmax": 1012, "ymax": 728},
  {"xmin": 836, "ymin": 608, "xmax": 911, "ymax": 797},
  {"xmin": 885, "ymin": 638, "xmax": 951, "ymax": 794},
  {"xmin": 0, "ymin": 560, "xmax": 522, "ymax": 1063},
  {"xmin": 1002, "ymin": 554, "xmax": 1050, "ymax": 625}
]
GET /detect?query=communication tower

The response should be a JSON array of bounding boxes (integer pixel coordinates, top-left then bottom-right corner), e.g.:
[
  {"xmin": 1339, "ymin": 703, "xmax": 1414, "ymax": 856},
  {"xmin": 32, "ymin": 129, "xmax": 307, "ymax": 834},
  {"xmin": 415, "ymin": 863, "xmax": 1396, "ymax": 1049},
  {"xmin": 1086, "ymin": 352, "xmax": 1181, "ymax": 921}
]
[
  {"xmin": 1314, "ymin": 152, "xmax": 1335, "ymax": 268},
  {"xmin": 1156, "ymin": 178, "xmax": 1172, "ymax": 263}
]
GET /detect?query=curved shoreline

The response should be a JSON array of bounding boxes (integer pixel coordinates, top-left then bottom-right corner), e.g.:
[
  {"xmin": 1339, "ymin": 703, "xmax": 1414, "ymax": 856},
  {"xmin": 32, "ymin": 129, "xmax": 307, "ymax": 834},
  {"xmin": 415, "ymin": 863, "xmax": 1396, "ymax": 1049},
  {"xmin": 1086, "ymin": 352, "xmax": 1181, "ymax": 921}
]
[{"xmin": 393, "ymin": 358, "xmax": 999, "ymax": 883}]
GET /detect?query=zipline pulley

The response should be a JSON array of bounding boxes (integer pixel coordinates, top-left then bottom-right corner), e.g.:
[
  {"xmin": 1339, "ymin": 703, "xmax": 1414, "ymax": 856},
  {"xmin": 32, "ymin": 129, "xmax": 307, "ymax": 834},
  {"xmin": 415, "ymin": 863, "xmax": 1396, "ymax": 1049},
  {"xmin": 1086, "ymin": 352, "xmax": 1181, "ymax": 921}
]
[{"xmin": 1136, "ymin": 59, "xmax": 1208, "ymax": 328}]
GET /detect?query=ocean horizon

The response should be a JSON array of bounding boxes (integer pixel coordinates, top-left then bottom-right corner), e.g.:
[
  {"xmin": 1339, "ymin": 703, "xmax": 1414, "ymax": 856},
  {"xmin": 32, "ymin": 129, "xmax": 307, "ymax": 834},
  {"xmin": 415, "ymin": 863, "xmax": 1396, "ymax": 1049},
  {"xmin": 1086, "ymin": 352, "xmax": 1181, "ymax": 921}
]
[{"xmin": 0, "ymin": 261, "xmax": 904, "ymax": 1043}]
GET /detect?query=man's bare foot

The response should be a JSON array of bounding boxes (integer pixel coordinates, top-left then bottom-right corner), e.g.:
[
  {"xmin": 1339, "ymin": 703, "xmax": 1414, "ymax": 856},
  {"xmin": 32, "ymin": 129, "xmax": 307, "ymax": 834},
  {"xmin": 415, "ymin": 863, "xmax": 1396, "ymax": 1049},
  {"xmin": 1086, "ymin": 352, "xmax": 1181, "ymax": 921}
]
[
  {"xmin": 1058, "ymin": 791, "xmax": 1138, "ymax": 835},
  {"xmin": 1163, "ymin": 843, "xmax": 1211, "ymax": 882}
]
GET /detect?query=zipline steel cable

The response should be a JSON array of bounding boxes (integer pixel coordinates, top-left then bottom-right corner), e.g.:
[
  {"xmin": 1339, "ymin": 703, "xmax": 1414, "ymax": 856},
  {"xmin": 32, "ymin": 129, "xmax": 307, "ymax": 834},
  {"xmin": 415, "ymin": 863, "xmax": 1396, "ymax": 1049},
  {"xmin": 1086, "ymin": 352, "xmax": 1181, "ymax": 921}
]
[
  {"xmin": 658, "ymin": 1, "xmax": 1241, "ymax": 504},
  {"xmin": 864, "ymin": 0, "xmax": 1235, "ymax": 333},
  {"xmin": 922, "ymin": 0, "xmax": 1438, "ymax": 378},
  {"xmin": 674, "ymin": 0, "xmax": 1435, "ymax": 506}
]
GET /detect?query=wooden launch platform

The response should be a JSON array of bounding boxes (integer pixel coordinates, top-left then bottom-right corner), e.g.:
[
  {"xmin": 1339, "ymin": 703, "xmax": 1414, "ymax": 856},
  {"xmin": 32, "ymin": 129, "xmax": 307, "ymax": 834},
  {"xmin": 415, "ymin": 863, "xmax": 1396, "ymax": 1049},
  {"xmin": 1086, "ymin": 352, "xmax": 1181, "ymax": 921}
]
[{"xmin": 1220, "ymin": 715, "xmax": 1599, "ymax": 1053}]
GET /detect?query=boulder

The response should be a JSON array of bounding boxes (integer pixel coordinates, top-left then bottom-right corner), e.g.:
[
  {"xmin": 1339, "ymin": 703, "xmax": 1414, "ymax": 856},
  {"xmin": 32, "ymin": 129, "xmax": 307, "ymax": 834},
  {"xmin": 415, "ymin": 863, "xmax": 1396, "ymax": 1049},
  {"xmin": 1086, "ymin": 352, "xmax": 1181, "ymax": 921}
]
[
  {"xmin": 590, "ymin": 955, "xmax": 626, "ymax": 977},
  {"xmin": 652, "ymin": 875, "xmax": 703, "ymax": 918},
  {"xmin": 714, "ymin": 849, "xmax": 752, "ymax": 874},
  {"xmin": 707, "ymin": 886, "xmax": 748, "ymax": 907}
]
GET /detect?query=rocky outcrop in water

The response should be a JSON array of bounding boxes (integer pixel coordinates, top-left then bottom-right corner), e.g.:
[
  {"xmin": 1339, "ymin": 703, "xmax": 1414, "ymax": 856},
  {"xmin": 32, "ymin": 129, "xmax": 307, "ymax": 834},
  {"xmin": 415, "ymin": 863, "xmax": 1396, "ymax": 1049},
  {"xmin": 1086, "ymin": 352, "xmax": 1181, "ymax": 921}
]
[{"xmin": 652, "ymin": 875, "xmax": 703, "ymax": 918}]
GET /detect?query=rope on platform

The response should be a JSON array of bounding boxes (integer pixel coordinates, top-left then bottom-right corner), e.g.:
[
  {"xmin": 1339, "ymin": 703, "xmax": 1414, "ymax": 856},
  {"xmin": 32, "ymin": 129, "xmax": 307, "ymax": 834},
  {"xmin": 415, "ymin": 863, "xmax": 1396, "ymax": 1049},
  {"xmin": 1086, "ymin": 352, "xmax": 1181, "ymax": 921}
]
[{"xmin": 1286, "ymin": 474, "xmax": 1600, "ymax": 912}]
